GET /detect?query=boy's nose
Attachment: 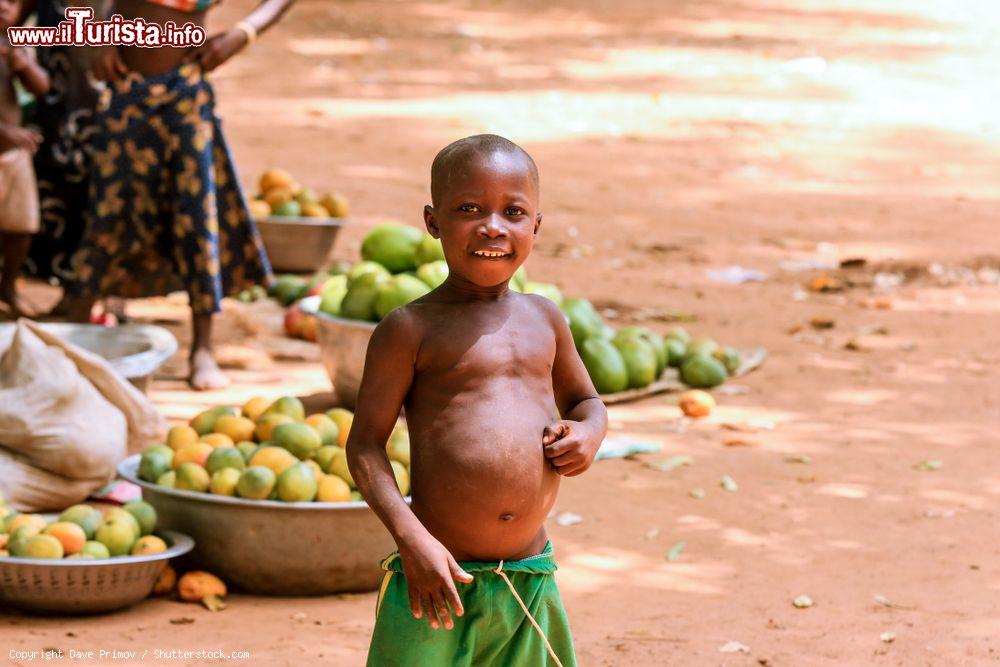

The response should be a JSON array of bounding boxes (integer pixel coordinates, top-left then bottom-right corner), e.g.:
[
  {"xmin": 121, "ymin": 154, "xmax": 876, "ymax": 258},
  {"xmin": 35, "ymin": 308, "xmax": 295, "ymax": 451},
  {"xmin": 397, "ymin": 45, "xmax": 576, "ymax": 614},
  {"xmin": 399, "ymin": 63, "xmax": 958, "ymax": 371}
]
[{"xmin": 480, "ymin": 214, "xmax": 509, "ymax": 238}]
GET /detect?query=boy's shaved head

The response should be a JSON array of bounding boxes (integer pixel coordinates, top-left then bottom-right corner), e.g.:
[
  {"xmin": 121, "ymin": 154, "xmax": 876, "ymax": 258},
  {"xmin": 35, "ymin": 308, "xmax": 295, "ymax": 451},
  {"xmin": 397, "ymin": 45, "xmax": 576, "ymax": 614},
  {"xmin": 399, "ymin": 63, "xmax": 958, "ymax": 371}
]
[{"xmin": 430, "ymin": 134, "xmax": 539, "ymax": 206}]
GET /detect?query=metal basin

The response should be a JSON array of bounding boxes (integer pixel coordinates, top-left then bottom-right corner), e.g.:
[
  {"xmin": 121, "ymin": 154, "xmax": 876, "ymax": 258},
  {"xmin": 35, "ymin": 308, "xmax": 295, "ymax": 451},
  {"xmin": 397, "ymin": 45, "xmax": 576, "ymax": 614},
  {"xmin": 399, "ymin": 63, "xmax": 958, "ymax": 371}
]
[
  {"xmin": 0, "ymin": 322, "xmax": 177, "ymax": 394},
  {"xmin": 256, "ymin": 216, "xmax": 346, "ymax": 273},
  {"xmin": 299, "ymin": 296, "xmax": 375, "ymax": 410},
  {"xmin": 117, "ymin": 455, "xmax": 398, "ymax": 595},
  {"xmin": 0, "ymin": 526, "xmax": 193, "ymax": 614}
]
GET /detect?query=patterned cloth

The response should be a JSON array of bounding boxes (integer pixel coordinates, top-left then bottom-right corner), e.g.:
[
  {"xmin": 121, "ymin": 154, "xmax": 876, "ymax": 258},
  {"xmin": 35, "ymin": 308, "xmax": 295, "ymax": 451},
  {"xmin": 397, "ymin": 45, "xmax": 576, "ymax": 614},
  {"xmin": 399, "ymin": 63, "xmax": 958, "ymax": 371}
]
[
  {"xmin": 68, "ymin": 62, "xmax": 270, "ymax": 314},
  {"xmin": 25, "ymin": 0, "xmax": 103, "ymax": 283},
  {"xmin": 144, "ymin": 0, "xmax": 217, "ymax": 12}
]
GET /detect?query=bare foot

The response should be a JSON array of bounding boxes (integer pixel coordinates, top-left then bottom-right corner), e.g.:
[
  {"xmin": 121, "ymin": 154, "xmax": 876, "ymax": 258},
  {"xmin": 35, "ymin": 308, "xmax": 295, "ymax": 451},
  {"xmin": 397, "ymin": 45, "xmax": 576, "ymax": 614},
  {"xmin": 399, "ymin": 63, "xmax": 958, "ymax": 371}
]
[
  {"xmin": 190, "ymin": 348, "xmax": 230, "ymax": 391},
  {"xmin": 0, "ymin": 287, "xmax": 32, "ymax": 320}
]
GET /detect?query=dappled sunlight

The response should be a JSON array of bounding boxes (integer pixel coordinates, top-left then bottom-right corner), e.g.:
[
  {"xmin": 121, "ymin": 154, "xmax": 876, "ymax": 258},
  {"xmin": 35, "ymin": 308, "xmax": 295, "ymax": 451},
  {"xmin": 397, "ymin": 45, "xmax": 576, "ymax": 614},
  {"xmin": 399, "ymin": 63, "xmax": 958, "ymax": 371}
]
[
  {"xmin": 815, "ymin": 483, "xmax": 869, "ymax": 499},
  {"xmin": 558, "ymin": 546, "xmax": 730, "ymax": 595}
]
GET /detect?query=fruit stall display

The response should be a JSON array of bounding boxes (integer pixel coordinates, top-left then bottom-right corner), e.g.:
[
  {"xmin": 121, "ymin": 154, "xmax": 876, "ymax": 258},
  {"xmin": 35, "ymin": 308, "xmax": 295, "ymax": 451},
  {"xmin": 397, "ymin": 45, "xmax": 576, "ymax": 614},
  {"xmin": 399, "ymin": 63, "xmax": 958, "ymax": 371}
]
[
  {"xmin": 247, "ymin": 168, "xmax": 349, "ymax": 220},
  {"xmin": 272, "ymin": 223, "xmax": 765, "ymax": 401},
  {"xmin": 134, "ymin": 396, "xmax": 410, "ymax": 504}
]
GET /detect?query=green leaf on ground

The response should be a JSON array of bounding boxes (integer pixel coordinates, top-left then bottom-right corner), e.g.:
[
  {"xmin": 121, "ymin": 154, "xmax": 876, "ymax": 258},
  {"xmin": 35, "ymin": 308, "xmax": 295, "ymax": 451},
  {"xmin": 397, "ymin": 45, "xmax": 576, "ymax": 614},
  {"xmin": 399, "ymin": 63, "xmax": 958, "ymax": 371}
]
[
  {"xmin": 913, "ymin": 460, "xmax": 943, "ymax": 471},
  {"xmin": 666, "ymin": 541, "xmax": 685, "ymax": 562}
]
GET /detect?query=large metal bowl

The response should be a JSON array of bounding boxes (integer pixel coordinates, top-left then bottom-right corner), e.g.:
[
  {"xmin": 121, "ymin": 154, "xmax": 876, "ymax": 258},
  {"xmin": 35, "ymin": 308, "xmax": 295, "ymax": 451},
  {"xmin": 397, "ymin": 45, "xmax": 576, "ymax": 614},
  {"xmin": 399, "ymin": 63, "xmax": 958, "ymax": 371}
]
[
  {"xmin": 0, "ymin": 322, "xmax": 177, "ymax": 394},
  {"xmin": 0, "ymin": 527, "xmax": 193, "ymax": 614},
  {"xmin": 299, "ymin": 296, "xmax": 375, "ymax": 410},
  {"xmin": 256, "ymin": 216, "xmax": 346, "ymax": 273},
  {"xmin": 117, "ymin": 455, "xmax": 398, "ymax": 595}
]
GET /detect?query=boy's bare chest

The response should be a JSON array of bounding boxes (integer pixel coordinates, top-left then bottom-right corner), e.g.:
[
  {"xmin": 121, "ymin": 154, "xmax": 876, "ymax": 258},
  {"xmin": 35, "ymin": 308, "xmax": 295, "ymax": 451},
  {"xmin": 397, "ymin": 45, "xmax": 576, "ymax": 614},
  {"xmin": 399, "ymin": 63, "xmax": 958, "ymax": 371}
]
[{"xmin": 418, "ymin": 316, "xmax": 556, "ymax": 379}]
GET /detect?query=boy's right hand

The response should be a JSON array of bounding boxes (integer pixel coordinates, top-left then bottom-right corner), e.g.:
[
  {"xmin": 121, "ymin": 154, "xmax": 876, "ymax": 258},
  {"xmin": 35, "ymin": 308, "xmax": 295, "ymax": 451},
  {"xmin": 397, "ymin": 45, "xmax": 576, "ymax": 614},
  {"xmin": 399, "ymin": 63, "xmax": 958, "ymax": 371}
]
[
  {"xmin": 0, "ymin": 126, "xmax": 42, "ymax": 153},
  {"xmin": 398, "ymin": 531, "xmax": 473, "ymax": 630}
]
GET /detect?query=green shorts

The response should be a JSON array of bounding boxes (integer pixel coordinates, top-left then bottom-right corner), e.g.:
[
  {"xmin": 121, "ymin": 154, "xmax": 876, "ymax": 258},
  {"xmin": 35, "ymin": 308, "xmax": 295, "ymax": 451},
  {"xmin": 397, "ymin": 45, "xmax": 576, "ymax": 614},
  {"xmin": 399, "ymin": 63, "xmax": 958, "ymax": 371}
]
[{"xmin": 367, "ymin": 541, "xmax": 577, "ymax": 667}]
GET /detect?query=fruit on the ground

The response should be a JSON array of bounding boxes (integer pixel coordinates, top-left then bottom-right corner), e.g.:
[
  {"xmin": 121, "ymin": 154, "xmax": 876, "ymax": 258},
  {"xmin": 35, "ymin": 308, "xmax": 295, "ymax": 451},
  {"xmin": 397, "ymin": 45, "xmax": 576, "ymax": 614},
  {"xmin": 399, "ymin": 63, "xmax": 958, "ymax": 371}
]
[
  {"xmin": 276, "ymin": 463, "xmax": 318, "ymax": 502},
  {"xmin": 81, "ymin": 540, "xmax": 111, "ymax": 559},
  {"xmin": 247, "ymin": 199, "xmax": 271, "ymax": 219},
  {"xmin": 209, "ymin": 468, "xmax": 242, "ymax": 496},
  {"xmin": 131, "ymin": 535, "xmax": 167, "ymax": 556},
  {"xmin": 319, "ymin": 192, "xmax": 349, "ymax": 218},
  {"xmin": 318, "ymin": 274, "xmax": 349, "ymax": 317},
  {"xmin": 178, "ymin": 571, "xmax": 226, "ymax": 602},
  {"xmin": 663, "ymin": 337, "xmax": 687, "ymax": 368},
  {"xmin": 618, "ymin": 326, "xmax": 666, "ymax": 376},
  {"xmin": 138, "ymin": 449, "xmax": 173, "ymax": 483},
  {"xmin": 242, "ymin": 396, "xmax": 271, "ymax": 422},
  {"xmin": 173, "ymin": 443, "xmax": 214, "ymax": 469},
  {"xmin": 153, "ymin": 565, "xmax": 177, "ymax": 595},
  {"xmin": 157, "ymin": 471, "xmax": 176, "ymax": 488},
  {"xmin": 666, "ymin": 326, "xmax": 691, "ymax": 346},
  {"xmin": 386, "ymin": 427, "xmax": 410, "ymax": 466},
  {"xmin": 416, "ymin": 234, "xmax": 445, "ymax": 265},
  {"xmin": 685, "ymin": 337, "xmax": 719, "ymax": 359},
  {"xmin": 263, "ymin": 396, "xmax": 305, "ymax": 422},
  {"xmin": 713, "ymin": 346, "xmax": 741, "ymax": 375},
  {"xmin": 562, "ymin": 298, "xmax": 605, "ymax": 348},
  {"xmin": 250, "ymin": 445, "xmax": 300, "ymax": 477},
  {"xmin": 679, "ymin": 353, "xmax": 727, "ymax": 389},
  {"xmin": 329, "ymin": 450, "xmax": 356, "ymax": 488},
  {"xmin": 190, "ymin": 406, "xmax": 237, "ymax": 436},
  {"xmin": 43, "ymin": 522, "xmax": 86, "ymax": 555},
  {"xmin": 375, "ymin": 274, "xmax": 431, "ymax": 320},
  {"xmin": 579, "ymin": 337, "xmax": 629, "ymax": 394},
  {"xmin": 315, "ymin": 445, "xmax": 342, "ymax": 473},
  {"xmin": 212, "ymin": 415, "xmax": 256, "ymax": 443},
  {"xmin": 167, "ymin": 425, "xmax": 199, "ymax": 450},
  {"xmin": 679, "ymin": 390, "xmax": 716, "ymax": 417},
  {"xmin": 269, "ymin": 275, "xmax": 308, "ymax": 306},
  {"xmin": 9, "ymin": 514, "xmax": 47, "ymax": 534},
  {"xmin": 205, "ymin": 447, "xmax": 247, "ymax": 475},
  {"xmin": 260, "ymin": 168, "xmax": 295, "ymax": 194},
  {"xmin": 348, "ymin": 260, "xmax": 391, "ymax": 285},
  {"xmin": 523, "ymin": 282, "xmax": 564, "ymax": 306},
  {"xmin": 415, "ymin": 260, "xmax": 448, "ymax": 289},
  {"xmin": 236, "ymin": 441, "xmax": 259, "ymax": 463},
  {"xmin": 11, "ymin": 534, "xmax": 63, "ymax": 559},
  {"xmin": 316, "ymin": 474, "xmax": 351, "ymax": 502},
  {"xmin": 390, "ymin": 461, "xmax": 410, "ymax": 496},
  {"xmin": 175, "ymin": 462, "xmax": 211, "ymax": 493},
  {"xmin": 123, "ymin": 501, "xmax": 157, "ymax": 536},
  {"xmin": 361, "ymin": 224, "xmax": 423, "ymax": 273},
  {"xmin": 612, "ymin": 336, "xmax": 659, "ymax": 389},
  {"xmin": 271, "ymin": 200, "xmax": 302, "ymax": 217},
  {"xmin": 273, "ymin": 422, "xmax": 322, "ymax": 460},
  {"xmin": 305, "ymin": 414, "xmax": 340, "ymax": 447},
  {"xmin": 255, "ymin": 413, "xmax": 294, "ymax": 441},
  {"xmin": 95, "ymin": 520, "xmax": 136, "ymax": 556},
  {"xmin": 59, "ymin": 505, "xmax": 104, "ymax": 540},
  {"xmin": 200, "ymin": 433, "xmax": 235, "ymax": 449},
  {"xmin": 237, "ymin": 466, "xmax": 276, "ymax": 500},
  {"xmin": 325, "ymin": 408, "xmax": 353, "ymax": 447},
  {"xmin": 341, "ymin": 270, "xmax": 389, "ymax": 321}
]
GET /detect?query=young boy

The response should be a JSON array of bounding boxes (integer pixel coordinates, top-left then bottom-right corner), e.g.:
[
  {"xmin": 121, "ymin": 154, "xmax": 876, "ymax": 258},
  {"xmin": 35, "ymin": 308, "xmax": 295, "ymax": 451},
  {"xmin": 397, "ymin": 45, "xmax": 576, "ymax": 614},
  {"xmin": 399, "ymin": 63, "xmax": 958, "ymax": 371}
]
[
  {"xmin": 347, "ymin": 134, "xmax": 608, "ymax": 666},
  {"xmin": 0, "ymin": 0, "xmax": 49, "ymax": 318}
]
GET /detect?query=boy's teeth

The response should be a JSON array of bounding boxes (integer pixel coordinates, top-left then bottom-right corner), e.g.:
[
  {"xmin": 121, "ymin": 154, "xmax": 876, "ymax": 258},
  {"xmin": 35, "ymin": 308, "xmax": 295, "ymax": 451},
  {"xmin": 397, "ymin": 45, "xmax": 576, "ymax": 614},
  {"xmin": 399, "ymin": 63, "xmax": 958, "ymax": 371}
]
[{"xmin": 475, "ymin": 250, "xmax": 506, "ymax": 257}]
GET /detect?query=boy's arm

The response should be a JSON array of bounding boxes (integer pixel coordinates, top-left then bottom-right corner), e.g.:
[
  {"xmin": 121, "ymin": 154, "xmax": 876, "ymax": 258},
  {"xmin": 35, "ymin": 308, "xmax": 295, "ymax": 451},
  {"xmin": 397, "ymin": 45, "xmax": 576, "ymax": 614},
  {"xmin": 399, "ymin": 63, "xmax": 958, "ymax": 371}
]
[
  {"xmin": 538, "ymin": 299, "xmax": 609, "ymax": 476},
  {"xmin": 346, "ymin": 307, "xmax": 472, "ymax": 631},
  {"xmin": 9, "ymin": 49, "xmax": 50, "ymax": 97}
]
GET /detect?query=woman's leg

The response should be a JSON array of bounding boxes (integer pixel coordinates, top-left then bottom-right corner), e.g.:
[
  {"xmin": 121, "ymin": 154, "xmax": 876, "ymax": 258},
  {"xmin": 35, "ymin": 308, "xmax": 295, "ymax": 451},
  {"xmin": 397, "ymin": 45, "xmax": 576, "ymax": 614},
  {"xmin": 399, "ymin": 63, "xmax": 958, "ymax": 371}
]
[{"xmin": 189, "ymin": 310, "xmax": 229, "ymax": 390}]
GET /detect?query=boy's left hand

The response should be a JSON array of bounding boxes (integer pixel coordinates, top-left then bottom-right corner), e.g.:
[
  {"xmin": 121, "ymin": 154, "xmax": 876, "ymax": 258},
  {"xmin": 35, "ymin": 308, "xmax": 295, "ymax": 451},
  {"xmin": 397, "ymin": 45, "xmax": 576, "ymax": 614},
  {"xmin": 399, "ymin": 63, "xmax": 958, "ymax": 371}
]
[
  {"xmin": 187, "ymin": 29, "xmax": 248, "ymax": 72},
  {"xmin": 542, "ymin": 420, "xmax": 600, "ymax": 477}
]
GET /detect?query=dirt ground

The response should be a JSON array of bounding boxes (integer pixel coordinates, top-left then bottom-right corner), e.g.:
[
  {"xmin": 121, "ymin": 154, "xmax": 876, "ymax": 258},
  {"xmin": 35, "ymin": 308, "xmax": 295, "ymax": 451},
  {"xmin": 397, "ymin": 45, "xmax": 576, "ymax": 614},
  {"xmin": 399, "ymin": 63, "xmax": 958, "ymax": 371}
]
[{"xmin": 4, "ymin": 0, "xmax": 1000, "ymax": 665}]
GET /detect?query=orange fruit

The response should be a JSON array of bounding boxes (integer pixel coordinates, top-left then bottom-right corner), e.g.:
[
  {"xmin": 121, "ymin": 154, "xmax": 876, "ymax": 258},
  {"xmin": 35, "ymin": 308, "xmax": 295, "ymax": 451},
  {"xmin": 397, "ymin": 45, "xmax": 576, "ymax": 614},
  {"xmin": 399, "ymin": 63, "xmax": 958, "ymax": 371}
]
[{"xmin": 678, "ymin": 390, "xmax": 716, "ymax": 418}]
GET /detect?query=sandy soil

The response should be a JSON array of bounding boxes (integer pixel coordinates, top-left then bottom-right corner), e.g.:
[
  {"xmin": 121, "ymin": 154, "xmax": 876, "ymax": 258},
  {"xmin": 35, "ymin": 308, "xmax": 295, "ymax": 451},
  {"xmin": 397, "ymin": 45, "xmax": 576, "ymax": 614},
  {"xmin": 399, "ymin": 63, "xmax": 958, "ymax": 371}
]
[{"xmin": 4, "ymin": 0, "xmax": 1000, "ymax": 665}]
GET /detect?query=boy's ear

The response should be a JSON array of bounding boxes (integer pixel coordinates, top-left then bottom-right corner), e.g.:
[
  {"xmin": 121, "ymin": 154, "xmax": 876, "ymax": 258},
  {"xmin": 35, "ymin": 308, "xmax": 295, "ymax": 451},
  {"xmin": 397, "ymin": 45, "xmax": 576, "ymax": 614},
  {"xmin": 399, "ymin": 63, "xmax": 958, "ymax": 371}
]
[
  {"xmin": 424, "ymin": 205, "xmax": 440, "ymax": 238},
  {"xmin": 533, "ymin": 211, "xmax": 543, "ymax": 236}
]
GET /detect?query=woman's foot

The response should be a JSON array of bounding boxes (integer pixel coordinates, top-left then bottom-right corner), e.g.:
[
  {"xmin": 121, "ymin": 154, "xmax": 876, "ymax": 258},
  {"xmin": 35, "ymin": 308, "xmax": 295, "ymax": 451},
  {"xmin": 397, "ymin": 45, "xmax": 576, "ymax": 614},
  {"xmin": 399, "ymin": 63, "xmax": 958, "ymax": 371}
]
[
  {"xmin": 190, "ymin": 347, "xmax": 229, "ymax": 391},
  {"xmin": 0, "ymin": 286, "xmax": 31, "ymax": 320}
]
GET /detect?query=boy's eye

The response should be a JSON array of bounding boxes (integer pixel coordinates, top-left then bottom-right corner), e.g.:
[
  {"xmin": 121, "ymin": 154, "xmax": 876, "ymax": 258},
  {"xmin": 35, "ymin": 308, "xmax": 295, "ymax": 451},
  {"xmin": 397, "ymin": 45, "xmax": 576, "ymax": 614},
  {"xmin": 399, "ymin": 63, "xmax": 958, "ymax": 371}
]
[
  {"xmin": 505, "ymin": 207, "xmax": 526, "ymax": 216},
  {"xmin": 458, "ymin": 204, "xmax": 480, "ymax": 213}
]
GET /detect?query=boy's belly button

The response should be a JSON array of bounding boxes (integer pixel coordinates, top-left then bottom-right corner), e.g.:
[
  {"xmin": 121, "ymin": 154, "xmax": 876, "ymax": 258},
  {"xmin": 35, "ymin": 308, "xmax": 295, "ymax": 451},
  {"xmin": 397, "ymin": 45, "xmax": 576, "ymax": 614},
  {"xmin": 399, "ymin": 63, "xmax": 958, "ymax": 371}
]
[{"xmin": 499, "ymin": 513, "xmax": 515, "ymax": 522}]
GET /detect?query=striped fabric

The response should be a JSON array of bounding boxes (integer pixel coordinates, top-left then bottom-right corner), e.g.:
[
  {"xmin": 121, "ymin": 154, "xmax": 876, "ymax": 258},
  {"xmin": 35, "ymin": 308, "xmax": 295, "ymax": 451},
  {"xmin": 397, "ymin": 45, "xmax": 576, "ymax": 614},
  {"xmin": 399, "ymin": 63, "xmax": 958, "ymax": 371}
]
[{"xmin": 144, "ymin": 0, "xmax": 216, "ymax": 12}]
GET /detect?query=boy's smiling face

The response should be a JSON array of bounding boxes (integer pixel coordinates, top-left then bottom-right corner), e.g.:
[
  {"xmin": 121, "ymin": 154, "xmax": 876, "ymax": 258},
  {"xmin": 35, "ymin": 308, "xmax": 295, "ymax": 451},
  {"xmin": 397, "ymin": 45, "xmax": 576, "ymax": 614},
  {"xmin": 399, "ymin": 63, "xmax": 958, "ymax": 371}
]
[{"xmin": 424, "ymin": 149, "xmax": 541, "ymax": 290}]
